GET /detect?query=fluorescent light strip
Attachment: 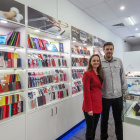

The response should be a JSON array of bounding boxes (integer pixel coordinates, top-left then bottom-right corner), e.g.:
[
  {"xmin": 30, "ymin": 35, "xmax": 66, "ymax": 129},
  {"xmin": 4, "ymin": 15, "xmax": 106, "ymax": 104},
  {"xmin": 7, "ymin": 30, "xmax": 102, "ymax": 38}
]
[
  {"xmin": 0, "ymin": 20, "xmax": 8, "ymax": 23},
  {"xmin": 34, "ymin": 29, "xmax": 40, "ymax": 32},
  {"xmin": 128, "ymin": 17, "xmax": 134, "ymax": 25}
]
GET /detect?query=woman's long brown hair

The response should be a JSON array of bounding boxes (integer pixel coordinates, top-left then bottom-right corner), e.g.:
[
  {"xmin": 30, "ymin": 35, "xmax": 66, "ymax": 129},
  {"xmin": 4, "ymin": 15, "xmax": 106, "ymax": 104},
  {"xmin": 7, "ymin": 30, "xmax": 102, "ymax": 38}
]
[{"xmin": 87, "ymin": 54, "xmax": 103, "ymax": 79}]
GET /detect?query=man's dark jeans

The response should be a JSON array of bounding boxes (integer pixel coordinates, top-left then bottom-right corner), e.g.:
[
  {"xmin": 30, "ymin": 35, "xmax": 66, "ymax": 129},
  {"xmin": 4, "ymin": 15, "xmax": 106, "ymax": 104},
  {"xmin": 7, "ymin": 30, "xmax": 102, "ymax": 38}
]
[{"xmin": 101, "ymin": 96, "xmax": 123, "ymax": 140}]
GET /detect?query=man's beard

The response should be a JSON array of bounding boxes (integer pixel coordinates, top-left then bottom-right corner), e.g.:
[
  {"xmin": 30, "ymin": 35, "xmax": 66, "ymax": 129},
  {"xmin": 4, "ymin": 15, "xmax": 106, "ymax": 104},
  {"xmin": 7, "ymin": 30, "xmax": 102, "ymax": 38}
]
[{"xmin": 106, "ymin": 54, "xmax": 112, "ymax": 58}]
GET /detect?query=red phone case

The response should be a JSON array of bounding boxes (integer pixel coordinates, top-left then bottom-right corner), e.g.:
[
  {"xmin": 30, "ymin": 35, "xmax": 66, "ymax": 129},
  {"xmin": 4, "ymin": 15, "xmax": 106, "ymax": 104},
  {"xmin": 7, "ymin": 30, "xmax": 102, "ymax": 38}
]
[
  {"xmin": 17, "ymin": 94, "xmax": 19, "ymax": 102},
  {"xmin": 38, "ymin": 39, "xmax": 45, "ymax": 50},
  {"xmin": 2, "ymin": 105, "xmax": 6, "ymax": 119},
  {"xmin": 12, "ymin": 103, "xmax": 18, "ymax": 115},
  {"xmin": 11, "ymin": 59, "xmax": 14, "ymax": 68},
  {"xmin": 5, "ymin": 105, "xmax": 9, "ymax": 118},
  {"xmin": 0, "ymin": 84, "xmax": 3, "ymax": 93},
  {"xmin": 8, "ymin": 52, "xmax": 11, "ymax": 59},
  {"xmin": 7, "ymin": 59, "xmax": 12, "ymax": 68}
]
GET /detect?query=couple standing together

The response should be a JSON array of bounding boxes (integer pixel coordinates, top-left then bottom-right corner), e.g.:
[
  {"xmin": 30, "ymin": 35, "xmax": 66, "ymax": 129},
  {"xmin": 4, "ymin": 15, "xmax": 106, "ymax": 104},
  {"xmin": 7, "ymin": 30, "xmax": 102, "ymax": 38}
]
[{"xmin": 82, "ymin": 42, "xmax": 127, "ymax": 140}]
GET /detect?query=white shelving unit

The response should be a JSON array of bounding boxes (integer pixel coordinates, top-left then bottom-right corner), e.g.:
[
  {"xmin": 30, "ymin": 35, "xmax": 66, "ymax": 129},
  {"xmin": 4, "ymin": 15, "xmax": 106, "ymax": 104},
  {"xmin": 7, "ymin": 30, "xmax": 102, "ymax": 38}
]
[
  {"xmin": 0, "ymin": 12, "xmax": 95, "ymax": 140},
  {"xmin": 0, "ymin": 18, "xmax": 27, "ymax": 140}
]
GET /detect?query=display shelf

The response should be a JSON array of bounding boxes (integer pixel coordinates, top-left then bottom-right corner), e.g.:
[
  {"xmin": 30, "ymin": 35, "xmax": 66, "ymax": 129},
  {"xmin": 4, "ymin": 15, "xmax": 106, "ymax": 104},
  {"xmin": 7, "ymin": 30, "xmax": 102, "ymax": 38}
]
[
  {"xmin": 127, "ymin": 77, "xmax": 140, "ymax": 79},
  {"xmin": 72, "ymin": 66, "xmax": 87, "ymax": 68},
  {"xmin": 28, "ymin": 67, "xmax": 69, "ymax": 71},
  {"xmin": 128, "ymin": 93, "xmax": 140, "ymax": 96},
  {"xmin": 28, "ymin": 48, "xmax": 68, "ymax": 55},
  {"xmin": 28, "ymin": 81, "xmax": 69, "ymax": 90},
  {"xmin": 0, "ymin": 44, "xmax": 24, "ymax": 50},
  {"xmin": 0, "ymin": 18, "xmax": 25, "ymax": 29},
  {"xmin": 71, "ymin": 53, "xmax": 90, "ymax": 57},
  {"xmin": 71, "ymin": 41, "xmax": 93, "ymax": 47},
  {"xmin": 0, "ymin": 112, "xmax": 26, "ymax": 125},
  {"xmin": 0, "ymin": 68, "xmax": 25, "ymax": 70},
  {"xmin": 123, "ymin": 100, "xmax": 133, "ymax": 116},
  {"xmin": 72, "ymin": 78, "xmax": 82, "ymax": 82},
  {"xmin": 72, "ymin": 91, "xmax": 83, "ymax": 97},
  {"xmin": 0, "ymin": 89, "xmax": 26, "ymax": 96},
  {"xmin": 124, "ymin": 101, "xmax": 140, "ymax": 126},
  {"xmin": 28, "ymin": 96, "xmax": 71, "ymax": 114},
  {"xmin": 28, "ymin": 26, "xmax": 70, "ymax": 41}
]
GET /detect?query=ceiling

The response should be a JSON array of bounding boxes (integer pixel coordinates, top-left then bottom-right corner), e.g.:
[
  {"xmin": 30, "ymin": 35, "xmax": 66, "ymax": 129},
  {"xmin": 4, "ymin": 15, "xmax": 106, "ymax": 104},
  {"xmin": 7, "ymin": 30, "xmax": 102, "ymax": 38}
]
[{"xmin": 68, "ymin": 0, "xmax": 140, "ymax": 46}]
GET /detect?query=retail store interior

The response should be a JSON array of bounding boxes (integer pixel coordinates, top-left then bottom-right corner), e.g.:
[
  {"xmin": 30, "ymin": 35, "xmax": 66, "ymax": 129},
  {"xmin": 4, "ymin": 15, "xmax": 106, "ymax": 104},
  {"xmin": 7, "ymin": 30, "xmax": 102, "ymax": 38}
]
[{"xmin": 0, "ymin": 0, "xmax": 140, "ymax": 140}]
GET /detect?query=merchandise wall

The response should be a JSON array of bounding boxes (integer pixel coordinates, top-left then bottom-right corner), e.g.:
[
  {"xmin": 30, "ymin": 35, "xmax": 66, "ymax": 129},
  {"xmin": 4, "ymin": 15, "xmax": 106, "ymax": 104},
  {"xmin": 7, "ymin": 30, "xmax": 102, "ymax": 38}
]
[
  {"xmin": 0, "ymin": 0, "xmax": 126, "ymax": 140},
  {"xmin": 15, "ymin": 0, "xmax": 125, "ymax": 60}
]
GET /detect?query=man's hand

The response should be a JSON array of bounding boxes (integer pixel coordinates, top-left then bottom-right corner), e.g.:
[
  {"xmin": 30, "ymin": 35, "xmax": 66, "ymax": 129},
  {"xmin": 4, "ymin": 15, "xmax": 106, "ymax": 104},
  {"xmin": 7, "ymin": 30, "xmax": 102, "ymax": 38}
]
[{"xmin": 88, "ymin": 111, "xmax": 93, "ymax": 116}]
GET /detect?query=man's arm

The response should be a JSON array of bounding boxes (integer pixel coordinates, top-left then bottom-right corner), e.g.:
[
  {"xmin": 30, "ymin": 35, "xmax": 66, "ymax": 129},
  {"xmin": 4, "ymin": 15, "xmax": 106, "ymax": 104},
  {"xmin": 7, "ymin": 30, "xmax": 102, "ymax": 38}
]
[{"xmin": 120, "ymin": 59, "xmax": 128, "ymax": 94}]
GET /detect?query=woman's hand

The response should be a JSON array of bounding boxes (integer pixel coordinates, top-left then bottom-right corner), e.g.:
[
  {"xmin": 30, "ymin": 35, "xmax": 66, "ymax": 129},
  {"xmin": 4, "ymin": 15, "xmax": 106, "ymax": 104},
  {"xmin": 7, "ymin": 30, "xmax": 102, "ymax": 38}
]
[{"xmin": 88, "ymin": 111, "xmax": 93, "ymax": 116}]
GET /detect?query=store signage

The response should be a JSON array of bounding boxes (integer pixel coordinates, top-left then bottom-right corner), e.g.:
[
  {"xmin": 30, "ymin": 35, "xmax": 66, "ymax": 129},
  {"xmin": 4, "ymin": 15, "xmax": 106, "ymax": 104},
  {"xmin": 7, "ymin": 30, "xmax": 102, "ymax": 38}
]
[
  {"xmin": 28, "ymin": 7, "xmax": 70, "ymax": 38},
  {"xmin": 71, "ymin": 26, "xmax": 93, "ymax": 46},
  {"xmin": 0, "ymin": 0, "xmax": 25, "ymax": 24},
  {"xmin": 93, "ymin": 36, "xmax": 106, "ymax": 48}
]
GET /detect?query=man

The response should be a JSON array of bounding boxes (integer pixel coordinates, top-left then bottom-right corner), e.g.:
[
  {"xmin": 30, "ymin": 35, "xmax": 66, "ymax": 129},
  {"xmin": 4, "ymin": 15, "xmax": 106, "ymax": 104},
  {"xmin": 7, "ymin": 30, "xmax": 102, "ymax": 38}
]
[{"xmin": 101, "ymin": 42, "xmax": 127, "ymax": 140}]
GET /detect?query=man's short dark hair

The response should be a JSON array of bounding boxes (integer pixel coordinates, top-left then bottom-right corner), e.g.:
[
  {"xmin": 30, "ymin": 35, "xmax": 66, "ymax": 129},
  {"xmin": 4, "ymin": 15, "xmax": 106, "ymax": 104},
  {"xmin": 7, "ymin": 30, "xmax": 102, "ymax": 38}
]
[{"xmin": 103, "ymin": 42, "xmax": 114, "ymax": 50}]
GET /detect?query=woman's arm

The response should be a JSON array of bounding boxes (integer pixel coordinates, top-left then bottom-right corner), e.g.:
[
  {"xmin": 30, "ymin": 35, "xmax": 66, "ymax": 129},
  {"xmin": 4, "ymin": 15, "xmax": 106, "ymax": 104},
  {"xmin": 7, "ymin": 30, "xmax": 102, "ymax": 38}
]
[{"xmin": 83, "ymin": 72, "xmax": 93, "ymax": 113}]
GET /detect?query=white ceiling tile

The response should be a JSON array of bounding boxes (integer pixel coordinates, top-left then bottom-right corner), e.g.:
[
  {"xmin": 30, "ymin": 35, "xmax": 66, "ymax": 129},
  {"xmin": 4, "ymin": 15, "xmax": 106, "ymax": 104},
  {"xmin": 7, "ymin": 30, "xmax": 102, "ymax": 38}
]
[
  {"xmin": 130, "ymin": 12, "xmax": 140, "ymax": 25},
  {"xmin": 89, "ymin": 2, "xmax": 118, "ymax": 21},
  {"xmin": 127, "ymin": 23, "xmax": 140, "ymax": 34},
  {"xmin": 68, "ymin": 0, "xmax": 86, "ymax": 10},
  {"xmin": 106, "ymin": 0, "xmax": 140, "ymax": 17},
  {"xmin": 101, "ymin": 18, "xmax": 124, "ymax": 29},
  {"xmin": 112, "ymin": 27, "xmax": 133, "ymax": 37},
  {"xmin": 79, "ymin": 0, "xmax": 104, "ymax": 8},
  {"xmin": 84, "ymin": 9, "xmax": 103, "ymax": 22}
]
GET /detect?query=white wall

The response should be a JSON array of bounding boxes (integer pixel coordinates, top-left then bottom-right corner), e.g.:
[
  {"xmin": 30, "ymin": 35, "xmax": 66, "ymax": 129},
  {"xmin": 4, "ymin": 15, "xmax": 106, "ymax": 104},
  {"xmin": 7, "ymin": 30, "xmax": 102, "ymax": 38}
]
[
  {"xmin": 131, "ymin": 45, "xmax": 140, "ymax": 51},
  {"xmin": 16, "ymin": 0, "xmax": 125, "ymax": 60},
  {"xmin": 123, "ymin": 51, "xmax": 140, "ymax": 73},
  {"xmin": 124, "ymin": 42, "xmax": 132, "ymax": 52}
]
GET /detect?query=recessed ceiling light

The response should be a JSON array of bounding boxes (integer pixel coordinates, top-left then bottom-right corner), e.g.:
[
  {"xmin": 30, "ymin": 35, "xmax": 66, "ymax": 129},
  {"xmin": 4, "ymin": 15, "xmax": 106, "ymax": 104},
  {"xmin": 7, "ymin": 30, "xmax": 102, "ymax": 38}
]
[
  {"xmin": 83, "ymin": 43, "xmax": 87, "ymax": 45},
  {"xmin": 72, "ymin": 40, "xmax": 76, "ymax": 42},
  {"xmin": 120, "ymin": 6, "xmax": 125, "ymax": 10},
  {"xmin": 34, "ymin": 29, "xmax": 40, "ymax": 32},
  {"xmin": 0, "ymin": 20, "xmax": 8, "ymax": 23},
  {"xmin": 128, "ymin": 17, "xmax": 134, "ymax": 25},
  {"xmin": 56, "ymin": 35, "xmax": 61, "ymax": 38},
  {"xmin": 135, "ymin": 28, "xmax": 138, "ymax": 31}
]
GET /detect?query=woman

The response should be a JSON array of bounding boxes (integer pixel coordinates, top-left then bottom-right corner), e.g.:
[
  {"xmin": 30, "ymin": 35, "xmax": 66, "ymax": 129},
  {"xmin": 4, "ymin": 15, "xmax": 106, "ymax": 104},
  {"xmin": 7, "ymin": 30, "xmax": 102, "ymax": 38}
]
[{"xmin": 82, "ymin": 54, "xmax": 103, "ymax": 140}]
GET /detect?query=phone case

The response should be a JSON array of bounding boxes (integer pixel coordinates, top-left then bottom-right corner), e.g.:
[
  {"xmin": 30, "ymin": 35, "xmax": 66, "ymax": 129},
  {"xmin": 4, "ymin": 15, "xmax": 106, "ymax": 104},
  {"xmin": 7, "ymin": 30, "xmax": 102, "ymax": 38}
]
[
  {"xmin": 12, "ymin": 95, "xmax": 15, "ymax": 103},
  {"xmin": 7, "ymin": 59, "xmax": 12, "ymax": 68},
  {"xmin": 18, "ymin": 101, "xmax": 23, "ymax": 113},
  {"xmin": 0, "ymin": 107, "xmax": 3, "ymax": 120},
  {"xmin": 14, "ymin": 53, "xmax": 18, "ymax": 59},
  {"xmin": 12, "ymin": 82, "xmax": 16, "ymax": 91},
  {"xmin": 3, "ymin": 83, "xmax": 9, "ymax": 92},
  {"xmin": 9, "ymin": 104, "xmax": 12, "ymax": 117},
  {"xmin": 8, "ymin": 52, "xmax": 11, "ymax": 59},
  {"xmin": 11, "ymin": 52, "xmax": 14, "ymax": 59},
  {"xmin": 2, "ymin": 105, "xmax": 6, "ymax": 119},
  {"xmin": 17, "ymin": 58, "xmax": 22, "ymax": 67},
  {"xmin": 8, "ymin": 82, "xmax": 13, "ymax": 91},
  {"xmin": 0, "ymin": 84, "xmax": 3, "ymax": 93},
  {"xmin": 11, "ymin": 59, "xmax": 14, "ymax": 67},
  {"xmin": 12, "ymin": 102, "xmax": 18, "ymax": 115},
  {"xmin": 0, "ymin": 57, "xmax": 4, "ymax": 67},
  {"xmin": 5, "ymin": 105, "xmax": 9, "ymax": 118},
  {"xmin": 14, "ymin": 59, "xmax": 17, "ymax": 68},
  {"xmin": 5, "ymin": 96, "xmax": 8, "ymax": 105}
]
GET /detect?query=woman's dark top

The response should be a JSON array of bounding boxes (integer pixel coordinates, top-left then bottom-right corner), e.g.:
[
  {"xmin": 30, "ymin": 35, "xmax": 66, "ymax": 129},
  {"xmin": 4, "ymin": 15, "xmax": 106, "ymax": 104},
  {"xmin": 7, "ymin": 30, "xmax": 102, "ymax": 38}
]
[{"xmin": 97, "ymin": 75, "xmax": 103, "ymax": 85}]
